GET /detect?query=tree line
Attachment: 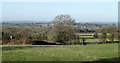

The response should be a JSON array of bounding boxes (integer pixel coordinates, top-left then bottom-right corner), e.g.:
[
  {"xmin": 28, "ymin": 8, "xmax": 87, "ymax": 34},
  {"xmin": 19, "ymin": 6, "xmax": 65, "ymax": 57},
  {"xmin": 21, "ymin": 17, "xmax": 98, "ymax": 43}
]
[{"xmin": 2, "ymin": 15, "xmax": 119, "ymax": 45}]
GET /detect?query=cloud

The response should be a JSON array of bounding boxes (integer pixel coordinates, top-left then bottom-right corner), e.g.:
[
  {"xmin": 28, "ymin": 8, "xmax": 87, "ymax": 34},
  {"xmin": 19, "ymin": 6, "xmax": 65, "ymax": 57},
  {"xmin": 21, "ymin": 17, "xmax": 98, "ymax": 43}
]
[{"xmin": 1, "ymin": 0, "xmax": 119, "ymax": 2}]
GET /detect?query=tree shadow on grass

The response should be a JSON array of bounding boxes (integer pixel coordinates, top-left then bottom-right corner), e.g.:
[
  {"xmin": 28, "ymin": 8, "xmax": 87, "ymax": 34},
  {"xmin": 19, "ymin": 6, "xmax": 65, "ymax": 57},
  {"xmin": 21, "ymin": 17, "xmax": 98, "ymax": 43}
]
[
  {"xmin": 2, "ymin": 41, "xmax": 62, "ymax": 51},
  {"xmin": 32, "ymin": 41, "xmax": 62, "ymax": 45}
]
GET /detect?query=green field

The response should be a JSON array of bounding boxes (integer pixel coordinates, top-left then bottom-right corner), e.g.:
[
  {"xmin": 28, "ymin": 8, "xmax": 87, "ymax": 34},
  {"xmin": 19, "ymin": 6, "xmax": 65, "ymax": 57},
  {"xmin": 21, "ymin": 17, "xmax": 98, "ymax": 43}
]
[
  {"xmin": 79, "ymin": 36, "xmax": 120, "ymax": 43},
  {"xmin": 85, "ymin": 39, "xmax": 120, "ymax": 43},
  {"xmin": 2, "ymin": 43, "xmax": 119, "ymax": 61},
  {"xmin": 80, "ymin": 36, "xmax": 93, "ymax": 38}
]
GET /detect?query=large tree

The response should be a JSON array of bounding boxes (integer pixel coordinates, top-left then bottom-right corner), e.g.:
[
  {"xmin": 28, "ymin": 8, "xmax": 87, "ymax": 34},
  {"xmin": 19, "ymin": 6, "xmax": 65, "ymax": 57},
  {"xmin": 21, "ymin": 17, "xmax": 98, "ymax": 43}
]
[{"xmin": 48, "ymin": 15, "xmax": 76, "ymax": 44}]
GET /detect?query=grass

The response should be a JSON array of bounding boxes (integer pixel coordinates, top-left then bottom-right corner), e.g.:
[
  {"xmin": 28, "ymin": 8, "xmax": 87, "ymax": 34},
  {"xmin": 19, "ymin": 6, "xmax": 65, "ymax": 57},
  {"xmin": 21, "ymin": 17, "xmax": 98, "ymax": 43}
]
[
  {"xmin": 80, "ymin": 36, "xmax": 93, "ymax": 38},
  {"xmin": 2, "ymin": 43, "xmax": 119, "ymax": 61},
  {"xmin": 78, "ymin": 38, "xmax": 120, "ymax": 43},
  {"xmin": 79, "ymin": 35, "xmax": 120, "ymax": 42},
  {"xmin": 85, "ymin": 39, "xmax": 100, "ymax": 42},
  {"xmin": 78, "ymin": 34, "xmax": 120, "ymax": 43}
]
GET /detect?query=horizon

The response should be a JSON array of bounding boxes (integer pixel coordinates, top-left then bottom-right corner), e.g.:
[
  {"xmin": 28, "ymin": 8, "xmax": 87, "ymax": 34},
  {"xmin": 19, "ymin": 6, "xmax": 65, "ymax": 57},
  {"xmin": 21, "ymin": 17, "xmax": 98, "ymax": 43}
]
[
  {"xmin": 2, "ymin": 2, "xmax": 118, "ymax": 23},
  {"xmin": 2, "ymin": 20, "xmax": 118, "ymax": 24}
]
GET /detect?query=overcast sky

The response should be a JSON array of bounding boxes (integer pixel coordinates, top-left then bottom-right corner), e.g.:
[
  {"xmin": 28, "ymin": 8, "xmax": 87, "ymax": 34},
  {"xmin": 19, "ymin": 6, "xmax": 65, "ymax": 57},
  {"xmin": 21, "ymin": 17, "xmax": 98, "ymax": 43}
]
[{"xmin": 2, "ymin": 2, "xmax": 118, "ymax": 23}]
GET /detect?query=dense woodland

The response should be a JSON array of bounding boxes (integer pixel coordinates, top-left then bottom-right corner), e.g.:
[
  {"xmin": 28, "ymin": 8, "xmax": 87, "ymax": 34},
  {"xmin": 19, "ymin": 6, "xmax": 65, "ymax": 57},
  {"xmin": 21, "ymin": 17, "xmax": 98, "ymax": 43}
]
[{"xmin": 2, "ymin": 15, "xmax": 120, "ymax": 45}]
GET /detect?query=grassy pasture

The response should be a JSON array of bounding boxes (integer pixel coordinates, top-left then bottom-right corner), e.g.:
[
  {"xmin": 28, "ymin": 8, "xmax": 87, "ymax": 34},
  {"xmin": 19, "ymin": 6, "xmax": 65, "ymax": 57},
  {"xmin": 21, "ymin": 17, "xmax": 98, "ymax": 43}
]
[
  {"xmin": 85, "ymin": 38, "xmax": 120, "ymax": 43},
  {"xmin": 2, "ymin": 43, "xmax": 119, "ymax": 61},
  {"xmin": 79, "ymin": 35, "xmax": 120, "ymax": 43},
  {"xmin": 80, "ymin": 36, "xmax": 93, "ymax": 38}
]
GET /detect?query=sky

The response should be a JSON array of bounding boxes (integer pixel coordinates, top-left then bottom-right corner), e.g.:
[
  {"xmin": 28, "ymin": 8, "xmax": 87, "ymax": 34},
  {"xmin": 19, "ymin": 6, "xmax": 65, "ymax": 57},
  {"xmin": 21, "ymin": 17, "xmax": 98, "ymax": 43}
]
[
  {"xmin": 1, "ymin": 0, "xmax": 119, "ymax": 2},
  {"xmin": 2, "ymin": 2, "xmax": 118, "ymax": 23}
]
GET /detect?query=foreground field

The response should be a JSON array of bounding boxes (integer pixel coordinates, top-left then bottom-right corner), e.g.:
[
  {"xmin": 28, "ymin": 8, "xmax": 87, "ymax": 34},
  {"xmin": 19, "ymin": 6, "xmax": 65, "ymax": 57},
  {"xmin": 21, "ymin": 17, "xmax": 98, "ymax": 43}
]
[{"xmin": 2, "ymin": 43, "xmax": 119, "ymax": 61}]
